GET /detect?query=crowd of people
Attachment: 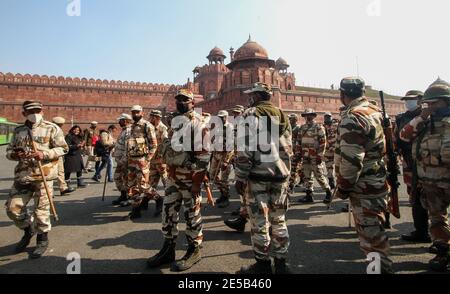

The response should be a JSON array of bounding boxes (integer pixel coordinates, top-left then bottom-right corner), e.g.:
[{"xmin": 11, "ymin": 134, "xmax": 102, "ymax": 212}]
[{"xmin": 3, "ymin": 76, "xmax": 450, "ymax": 274}]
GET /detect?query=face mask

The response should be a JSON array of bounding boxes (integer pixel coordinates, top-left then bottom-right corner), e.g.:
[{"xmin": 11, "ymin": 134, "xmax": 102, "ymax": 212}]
[
  {"xmin": 132, "ymin": 115, "xmax": 142, "ymax": 122},
  {"xmin": 324, "ymin": 118, "xmax": 332, "ymax": 125},
  {"xmin": 405, "ymin": 100, "xmax": 419, "ymax": 112},
  {"xmin": 27, "ymin": 113, "xmax": 43, "ymax": 124},
  {"xmin": 176, "ymin": 102, "xmax": 190, "ymax": 114}
]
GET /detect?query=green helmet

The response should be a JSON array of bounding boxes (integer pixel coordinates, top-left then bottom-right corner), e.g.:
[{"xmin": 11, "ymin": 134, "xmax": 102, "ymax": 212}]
[
  {"xmin": 423, "ymin": 78, "xmax": 450, "ymax": 103},
  {"xmin": 340, "ymin": 77, "xmax": 365, "ymax": 97}
]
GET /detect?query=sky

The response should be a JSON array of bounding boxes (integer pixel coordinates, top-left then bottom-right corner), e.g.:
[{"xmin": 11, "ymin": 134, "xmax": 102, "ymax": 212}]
[{"xmin": 0, "ymin": 0, "xmax": 449, "ymax": 96}]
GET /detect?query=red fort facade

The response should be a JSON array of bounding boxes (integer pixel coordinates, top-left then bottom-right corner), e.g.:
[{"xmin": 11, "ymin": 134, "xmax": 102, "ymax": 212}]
[{"xmin": 0, "ymin": 37, "xmax": 404, "ymax": 130}]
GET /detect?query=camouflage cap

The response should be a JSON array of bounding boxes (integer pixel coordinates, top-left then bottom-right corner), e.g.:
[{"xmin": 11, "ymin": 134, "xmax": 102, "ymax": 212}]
[
  {"xmin": 175, "ymin": 89, "xmax": 195, "ymax": 101},
  {"xmin": 202, "ymin": 112, "xmax": 211, "ymax": 117},
  {"xmin": 423, "ymin": 78, "xmax": 450, "ymax": 102},
  {"xmin": 401, "ymin": 90, "xmax": 424, "ymax": 101},
  {"xmin": 244, "ymin": 82, "xmax": 273, "ymax": 95},
  {"xmin": 131, "ymin": 105, "xmax": 143, "ymax": 112},
  {"xmin": 231, "ymin": 105, "xmax": 245, "ymax": 113},
  {"xmin": 324, "ymin": 112, "xmax": 332, "ymax": 117},
  {"xmin": 117, "ymin": 113, "xmax": 132, "ymax": 121},
  {"xmin": 52, "ymin": 117, "xmax": 66, "ymax": 125},
  {"xmin": 91, "ymin": 121, "xmax": 98, "ymax": 125},
  {"xmin": 22, "ymin": 100, "xmax": 43, "ymax": 111},
  {"xmin": 301, "ymin": 108, "xmax": 317, "ymax": 117},
  {"xmin": 150, "ymin": 110, "xmax": 163, "ymax": 117},
  {"xmin": 340, "ymin": 77, "xmax": 365, "ymax": 96},
  {"xmin": 217, "ymin": 110, "xmax": 229, "ymax": 117},
  {"xmin": 288, "ymin": 114, "xmax": 298, "ymax": 120}
]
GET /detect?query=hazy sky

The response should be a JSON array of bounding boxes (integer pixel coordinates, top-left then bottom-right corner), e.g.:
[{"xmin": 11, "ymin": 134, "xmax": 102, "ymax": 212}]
[{"xmin": 0, "ymin": 0, "xmax": 448, "ymax": 96}]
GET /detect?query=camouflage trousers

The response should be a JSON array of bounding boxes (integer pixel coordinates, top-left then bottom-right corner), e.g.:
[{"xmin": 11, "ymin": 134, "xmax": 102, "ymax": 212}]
[
  {"xmin": 149, "ymin": 158, "xmax": 168, "ymax": 190},
  {"xmin": 57, "ymin": 156, "xmax": 68, "ymax": 192},
  {"xmin": 162, "ymin": 177, "xmax": 203, "ymax": 247},
  {"xmin": 85, "ymin": 145, "xmax": 96, "ymax": 170},
  {"xmin": 324, "ymin": 152, "xmax": 335, "ymax": 179},
  {"xmin": 246, "ymin": 180, "xmax": 290, "ymax": 260},
  {"xmin": 127, "ymin": 157, "xmax": 158, "ymax": 208},
  {"xmin": 289, "ymin": 158, "xmax": 304, "ymax": 188},
  {"xmin": 209, "ymin": 152, "xmax": 231, "ymax": 197},
  {"xmin": 421, "ymin": 185, "xmax": 450, "ymax": 246},
  {"xmin": 114, "ymin": 158, "xmax": 127, "ymax": 192},
  {"xmin": 350, "ymin": 196, "xmax": 393, "ymax": 271},
  {"xmin": 5, "ymin": 181, "xmax": 53, "ymax": 234},
  {"xmin": 303, "ymin": 159, "xmax": 330, "ymax": 192}
]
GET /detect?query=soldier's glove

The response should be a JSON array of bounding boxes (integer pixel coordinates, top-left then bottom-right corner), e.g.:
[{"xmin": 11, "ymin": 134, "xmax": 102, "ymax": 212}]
[
  {"xmin": 235, "ymin": 180, "xmax": 247, "ymax": 196},
  {"xmin": 335, "ymin": 188, "xmax": 351, "ymax": 200}
]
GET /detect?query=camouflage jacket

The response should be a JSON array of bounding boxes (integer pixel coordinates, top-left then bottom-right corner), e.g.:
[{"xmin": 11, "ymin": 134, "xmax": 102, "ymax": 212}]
[
  {"xmin": 128, "ymin": 118, "xmax": 157, "ymax": 159},
  {"xmin": 164, "ymin": 110, "xmax": 211, "ymax": 182},
  {"xmin": 399, "ymin": 113, "xmax": 450, "ymax": 189},
  {"xmin": 324, "ymin": 122, "xmax": 339, "ymax": 156},
  {"xmin": 235, "ymin": 101, "xmax": 293, "ymax": 183},
  {"xmin": 335, "ymin": 97, "xmax": 389, "ymax": 199},
  {"xmin": 211, "ymin": 121, "xmax": 235, "ymax": 164},
  {"xmin": 295, "ymin": 122, "xmax": 326, "ymax": 161},
  {"xmin": 84, "ymin": 127, "xmax": 99, "ymax": 146},
  {"xmin": 394, "ymin": 108, "xmax": 421, "ymax": 169},
  {"xmin": 153, "ymin": 121, "xmax": 169, "ymax": 161},
  {"xmin": 7, "ymin": 119, "xmax": 69, "ymax": 184},
  {"xmin": 113, "ymin": 126, "xmax": 131, "ymax": 161}
]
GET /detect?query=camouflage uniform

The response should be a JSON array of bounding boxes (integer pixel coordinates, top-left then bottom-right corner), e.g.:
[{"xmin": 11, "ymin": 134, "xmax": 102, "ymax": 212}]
[
  {"xmin": 324, "ymin": 117, "xmax": 338, "ymax": 188},
  {"xmin": 149, "ymin": 119, "xmax": 169, "ymax": 190},
  {"xmin": 126, "ymin": 116, "xmax": 158, "ymax": 207},
  {"xmin": 113, "ymin": 120, "xmax": 131, "ymax": 195},
  {"xmin": 209, "ymin": 111, "xmax": 234, "ymax": 204},
  {"xmin": 6, "ymin": 109, "xmax": 68, "ymax": 235},
  {"xmin": 400, "ymin": 79, "xmax": 450, "ymax": 271},
  {"xmin": 296, "ymin": 110, "xmax": 331, "ymax": 200},
  {"xmin": 235, "ymin": 83, "xmax": 292, "ymax": 272},
  {"xmin": 335, "ymin": 77, "xmax": 392, "ymax": 273},
  {"xmin": 288, "ymin": 115, "xmax": 303, "ymax": 191}
]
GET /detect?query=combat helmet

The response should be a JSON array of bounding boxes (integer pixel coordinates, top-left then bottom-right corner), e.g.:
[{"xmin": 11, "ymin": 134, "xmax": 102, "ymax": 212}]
[
  {"xmin": 340, "ymin": 77, "xmax": 365, "ymax": 97},
  {"xmin": 301, "ymin": 108, "xmax": 317, "ymax": 117},
  {"xmin": 423, "ymin": 78, "xmax": 450, "ymax": 103}
]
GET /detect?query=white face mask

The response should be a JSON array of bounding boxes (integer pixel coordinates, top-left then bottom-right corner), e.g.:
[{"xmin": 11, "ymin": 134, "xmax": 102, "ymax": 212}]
[
  {"xmin": 27, "ymin": 113, "xmax": 43, "ymax": 124},
  {"xmin": 405, "ymin": 100, "xmax": 419, "ymax": 112}
]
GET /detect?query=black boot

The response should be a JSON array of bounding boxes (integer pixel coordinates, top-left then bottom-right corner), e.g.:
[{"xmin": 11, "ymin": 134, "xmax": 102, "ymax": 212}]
[
  {"xmin": 231, "ymin": 208, "xmax": 241, "ymax": 216},
  {"xmin": 127, "ymin": 207, "xmax": 142, "ymax": 220},
  {"xmin": 147, "ymin": 239, "xmax": 176, "ymax": 268},
  {"xmin": 401, "ymin": 231, "xmax": 431, "ymax": 243},
  {"xmin": 77, "ymin": 178, "xmax": 88, "ymax": 188},
  {"xmin": 323, "ymin": 189, "xmax": 332, "ymax": 204},
  {"xmin": 429, "ymin": 244, "xmax": 450, "ymax": 272},
  {"xmin": 172, "ymin": 244, "xmax": 201, "ymax": 272},
  {"xmin": 298, "ymin": 191, "xmax": 314, "ymax": 204},
  {"xmin": 154, "ymin": 197, "xmax": 164, "ymax": 217},
  {"xmin": 224, "ymin": 216, "xmax": 247, "ymax": 232},
  {"xmin": 236, "ymin": 258, "xmax": 272, "ymax": 274},
  {"xmin": 140, "ymin": 198, "xmax": 150, "ymax": 211},
  {"xmin": 112, "ymin": 191, "xmax": 128, "ymax": 205},
  {"xmin": 30, "ymin": 233, "xmax": 48, "ymax": 259},
  {"xmin": 91, "ymin": 174, "xmax": 100, "ymax": 183},
  {"xmin": 328, "ymin": 178, "xmax": 335, "ymax": 190},
  {"xmin": 15, "ymin": 227, "xmax": 34, "ymax": 253},
  {"xmin": 384, "ymin": 213, "xmax": 392, "ymax": 229},
  {"xmin": 274, "ymin": 258, "xmax": 293, "ymax": 274},
  {"xmin": 61, "ymin": 185, "xmax": 75, "ymax": 196},
  {"xmin": 217, "ymin": 195, "xmax": 230, "ymax": 208}
]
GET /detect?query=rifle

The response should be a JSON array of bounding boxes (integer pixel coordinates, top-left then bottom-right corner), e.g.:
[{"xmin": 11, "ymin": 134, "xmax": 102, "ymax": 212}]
[
  {"xmin": 379, "ymin": 91, "xmax": 401, "ymax": 219},
  {"xmin": 28, "ymin": 129, "xmax": 59, "ymax": 222},
  {"xmin": 101, "ymin": 167, "xmax": 108, "ymax": 202}
]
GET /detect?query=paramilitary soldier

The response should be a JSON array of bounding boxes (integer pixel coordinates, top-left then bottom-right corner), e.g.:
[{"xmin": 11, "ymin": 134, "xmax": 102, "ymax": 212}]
[
  {"xmin": 394, "ymin": 90, "xmax": 431, "ymax": 243},
  {"xmin": 147, "ymin": 89, "xmax": 211, "ymax": 272},
  {"xmin": 112, "ymin": 113, "xmax": 132, "ymax": 206},
  {"xmin": 52, "ymin": 116, "xmax": 75, "ymax": 196},
  {"xmin": 6, "ymin": 101, "xmax": 68, "ymax": 258},
  {"xmin": 335, "ymin": 77, "xmax": 393, "ymax": 274},
  {"xmin": 83, "ymin": 121, "xmax": 99, "ymax": 172},
  {"xmin": 400, "ymin": 78, "xmax": 450, "ymax": 272},
  {"xmin": 323, "ymin": 112, "xmax": 338, "ymax": 190},
  {"xmin": 209, "ymin": 110, "xmax": 234, "ymax": 208},
  {"xmin": 297, "ymin": 108, "xmax": 333, "ymax": 204},
  {"xmin": 234, "ymin": 83, "xmax": 293, "ymax": 274},
  {"xmin": 145, "ymin": 109, "xmax": 169, "ymax": 217},
  {"xmin": 125, "ymin": 105, "xmax": 158, "ymax": 220},
  {"xmin": 288, "ymin": 113, "xmax": 303, "ymax": 193}
]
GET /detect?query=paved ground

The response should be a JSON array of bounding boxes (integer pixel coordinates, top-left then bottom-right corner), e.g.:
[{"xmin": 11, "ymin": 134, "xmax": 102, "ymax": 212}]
[{"xmin": 0, "ymin": 146, "xmax": 448, "ymax": 274}]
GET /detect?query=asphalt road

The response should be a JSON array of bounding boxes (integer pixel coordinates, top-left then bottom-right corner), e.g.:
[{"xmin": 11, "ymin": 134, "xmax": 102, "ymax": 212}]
[{"xmin": 0, "ymin": 146, "xmax": 447, "ymax": 274}]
